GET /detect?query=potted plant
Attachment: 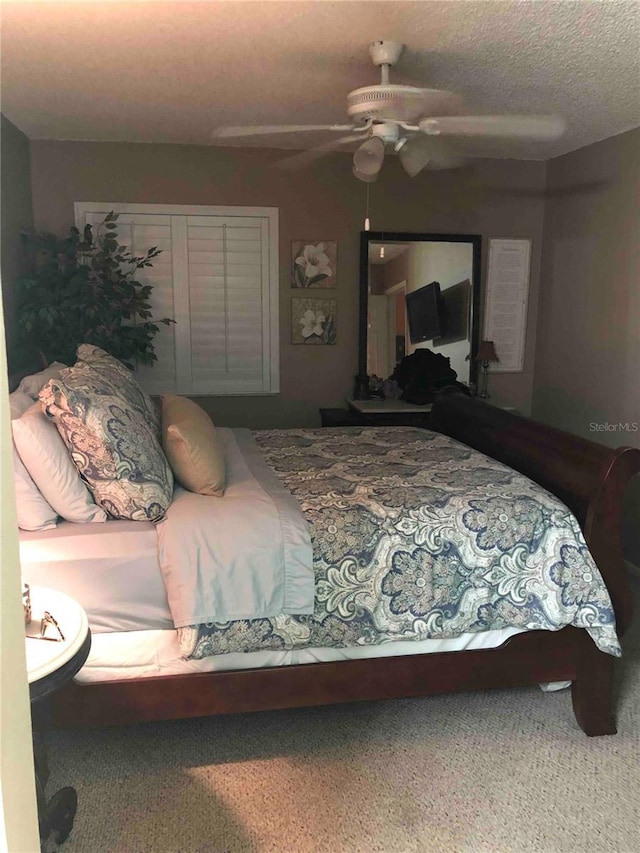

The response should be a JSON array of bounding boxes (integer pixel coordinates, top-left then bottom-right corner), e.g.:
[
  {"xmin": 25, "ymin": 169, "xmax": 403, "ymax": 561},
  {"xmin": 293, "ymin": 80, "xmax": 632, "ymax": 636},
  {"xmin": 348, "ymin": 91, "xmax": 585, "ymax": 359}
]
[{"xmin": 15, "ymin": 212, "xmax": 173, "ymax": 368}]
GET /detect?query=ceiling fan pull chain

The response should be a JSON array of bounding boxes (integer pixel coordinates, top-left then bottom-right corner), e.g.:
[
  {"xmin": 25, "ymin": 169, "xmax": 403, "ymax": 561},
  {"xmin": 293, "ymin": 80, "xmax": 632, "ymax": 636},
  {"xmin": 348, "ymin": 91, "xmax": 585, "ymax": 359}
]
[{"xmin": 364, "ymin": 182, "xmax": 371, "ymax": 231}]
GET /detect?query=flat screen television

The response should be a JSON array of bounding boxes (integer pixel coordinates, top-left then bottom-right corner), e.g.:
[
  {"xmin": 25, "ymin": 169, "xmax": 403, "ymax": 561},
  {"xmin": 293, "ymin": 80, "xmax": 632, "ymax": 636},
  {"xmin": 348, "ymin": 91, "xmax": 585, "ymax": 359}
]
[
  {"xmin": 433, "ymin": 279, "xmax": 471, "ymax": 348},
  {"xmin": 406, "ymin": 281, "xmax": 442, "ymax": 343}
]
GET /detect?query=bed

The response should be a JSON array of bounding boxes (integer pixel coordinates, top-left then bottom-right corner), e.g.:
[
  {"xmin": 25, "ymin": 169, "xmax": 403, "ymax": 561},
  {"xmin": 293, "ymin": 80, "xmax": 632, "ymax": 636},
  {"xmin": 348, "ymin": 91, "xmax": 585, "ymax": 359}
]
[{"xmin": 11, "ymin": 352, "xmax": 638, "ymax": 737}]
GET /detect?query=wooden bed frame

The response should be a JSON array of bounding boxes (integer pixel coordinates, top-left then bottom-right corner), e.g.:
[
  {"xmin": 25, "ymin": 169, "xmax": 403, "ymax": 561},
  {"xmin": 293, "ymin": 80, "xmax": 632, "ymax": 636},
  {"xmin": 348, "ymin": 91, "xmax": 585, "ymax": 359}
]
[{"xmin": 44, "ymin": 392, "xmax": 639, "ymax": 735}]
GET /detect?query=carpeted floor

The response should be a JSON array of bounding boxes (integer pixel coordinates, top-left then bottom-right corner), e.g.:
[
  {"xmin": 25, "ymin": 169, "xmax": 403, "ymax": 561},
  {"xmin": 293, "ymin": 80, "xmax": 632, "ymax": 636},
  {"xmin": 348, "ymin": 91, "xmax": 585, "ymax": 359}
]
[{"xmin": 44, "ymin": 574, "xmax": 640, "ymax": 853}]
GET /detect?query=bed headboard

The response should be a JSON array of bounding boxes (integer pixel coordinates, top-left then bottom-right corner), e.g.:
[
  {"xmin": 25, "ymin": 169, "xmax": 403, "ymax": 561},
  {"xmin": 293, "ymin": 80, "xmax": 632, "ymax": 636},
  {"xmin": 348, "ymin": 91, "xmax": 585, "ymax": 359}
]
[{"xmin": 430, "ymin": 391, "xmax": 640, "ymax": 636}]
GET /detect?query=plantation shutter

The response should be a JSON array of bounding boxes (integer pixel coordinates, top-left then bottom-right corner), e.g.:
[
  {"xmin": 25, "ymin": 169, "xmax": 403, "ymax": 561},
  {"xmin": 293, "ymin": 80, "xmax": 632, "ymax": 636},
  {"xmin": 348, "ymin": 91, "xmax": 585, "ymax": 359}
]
[
  {"xmin": 186, "ymin": 216, "xmax": 271, "ymax": 394},
  {"xmin": 75, "ymin": 204, "xmax": 279, "ymax": 396}
]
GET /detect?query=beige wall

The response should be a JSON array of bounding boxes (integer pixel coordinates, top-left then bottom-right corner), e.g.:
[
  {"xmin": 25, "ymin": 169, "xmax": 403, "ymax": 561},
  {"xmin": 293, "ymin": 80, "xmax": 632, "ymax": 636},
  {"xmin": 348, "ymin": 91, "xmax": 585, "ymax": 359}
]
[
  {"xmin": 532, "ymin": 128, "xmax": 640, "ymax": 564},
  {"xmin": 1, "ymin": 115, "xmax": 33, "ymax": 352},
  {"xmin": 28, "ymin": 140, "xmax": 547, "ymax": 427}
]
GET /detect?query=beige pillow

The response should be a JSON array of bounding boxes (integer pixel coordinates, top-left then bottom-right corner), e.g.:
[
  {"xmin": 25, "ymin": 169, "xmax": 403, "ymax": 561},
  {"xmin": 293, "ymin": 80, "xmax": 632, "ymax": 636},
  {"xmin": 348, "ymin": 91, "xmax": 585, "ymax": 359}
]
[{"xmin": 161, "ymin": 395, "xmax": 226, "ymax": 496}]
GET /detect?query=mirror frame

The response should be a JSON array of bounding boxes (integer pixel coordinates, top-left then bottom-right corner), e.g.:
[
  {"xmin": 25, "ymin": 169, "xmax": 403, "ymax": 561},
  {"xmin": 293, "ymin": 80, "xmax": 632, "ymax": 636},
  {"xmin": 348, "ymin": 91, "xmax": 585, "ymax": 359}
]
[{"xmin": 358, "ymin": 231, "xmax": 483, "ymax": 388}]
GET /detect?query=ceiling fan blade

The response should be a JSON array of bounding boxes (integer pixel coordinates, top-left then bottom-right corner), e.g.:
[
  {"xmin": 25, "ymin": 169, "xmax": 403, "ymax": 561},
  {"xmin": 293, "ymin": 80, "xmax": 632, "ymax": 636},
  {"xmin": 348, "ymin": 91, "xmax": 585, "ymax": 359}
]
[
  {"xmin": 274, "ymin": 133, "xmax": 368, "ymax": 170},
  {"xmin": 419, "ymin": 115, "xmax": 566, "ymax": 141},
  {"xmin": 212, "ymin": 124, "xmax": 355, "ymax": 139},
  {"xmin": 424, "ymin": 152, "xmax": 467, "ymax": 171}
]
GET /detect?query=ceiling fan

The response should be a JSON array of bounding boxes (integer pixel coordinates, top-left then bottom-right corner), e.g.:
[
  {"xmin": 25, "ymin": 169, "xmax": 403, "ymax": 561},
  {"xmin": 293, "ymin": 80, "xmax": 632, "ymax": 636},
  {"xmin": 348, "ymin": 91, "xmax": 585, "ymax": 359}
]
[{"xmin": 211, "ymin": 41, "xmax": 566, "ymax": 180}]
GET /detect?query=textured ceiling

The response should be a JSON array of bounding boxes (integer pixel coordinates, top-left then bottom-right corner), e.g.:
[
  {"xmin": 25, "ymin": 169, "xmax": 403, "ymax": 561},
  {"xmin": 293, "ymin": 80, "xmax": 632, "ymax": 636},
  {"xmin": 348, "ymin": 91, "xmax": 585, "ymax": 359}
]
[{"xmin": 2, "ymin": 0, "xmax": 639, "ymax": 161}]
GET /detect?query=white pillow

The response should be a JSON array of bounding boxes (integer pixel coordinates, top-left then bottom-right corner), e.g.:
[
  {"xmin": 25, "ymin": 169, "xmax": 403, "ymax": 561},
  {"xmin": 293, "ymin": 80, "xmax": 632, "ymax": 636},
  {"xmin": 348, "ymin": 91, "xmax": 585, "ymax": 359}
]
[
  {"xmin": 17, "ymin": 362, "xmax": 67, "ymax": 399},
  {"xmin": 9, "ymin": 391, "xmax": 59, "ymax": 531},
  {"xmin": 9, "ymin": 390, "xmax": 34, "ymax": 420},
  {"xmin": 12, "ymin": 445, "xmax": 58, "ymax": 531},
  {"xmin": 12, "ymin": 403, "xmax": 107, "ymax": 524}
]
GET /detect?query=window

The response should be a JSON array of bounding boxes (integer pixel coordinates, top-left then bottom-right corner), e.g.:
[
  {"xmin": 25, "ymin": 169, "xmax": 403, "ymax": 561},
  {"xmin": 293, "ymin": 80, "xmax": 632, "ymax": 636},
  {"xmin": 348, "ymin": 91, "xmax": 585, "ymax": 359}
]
[{"xmin": 74, "ymin": 203, "xmax": 279, "ymax": 395}]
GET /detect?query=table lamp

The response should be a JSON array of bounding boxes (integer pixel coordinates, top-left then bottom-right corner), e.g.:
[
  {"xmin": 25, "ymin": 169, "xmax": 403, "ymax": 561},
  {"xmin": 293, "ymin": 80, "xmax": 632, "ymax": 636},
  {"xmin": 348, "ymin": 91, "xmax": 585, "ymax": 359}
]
[{"xmin": 476, "ymin": 340, "xmax": 499, "ymax": 398}]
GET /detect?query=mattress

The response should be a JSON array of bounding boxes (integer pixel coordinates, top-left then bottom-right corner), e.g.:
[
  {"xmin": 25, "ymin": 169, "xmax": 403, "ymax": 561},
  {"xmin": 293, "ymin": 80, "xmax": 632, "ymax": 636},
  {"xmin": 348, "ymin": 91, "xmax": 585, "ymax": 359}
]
[
  {"xmin": 19, "ymin": 519, "xmax": 172, "ymax": 633},
  {"xmin": 17, "ymin": 515, "xmax": 534, "ymax": 682},
  {"xmin": 18, "ymin": 519, "xmax": 533, "ymax": 683}
]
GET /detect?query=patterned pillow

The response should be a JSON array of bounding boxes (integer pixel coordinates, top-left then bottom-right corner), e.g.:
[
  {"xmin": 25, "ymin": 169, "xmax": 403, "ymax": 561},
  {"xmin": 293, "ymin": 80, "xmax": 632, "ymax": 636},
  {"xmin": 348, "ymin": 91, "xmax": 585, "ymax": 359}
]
[
  {"xmin": 40, "ymin": 362, "xmax": 174, "ymax": 522},
  {"xmin": 75, "ymin": 344, "xmax": 161, "ymax": 437}
]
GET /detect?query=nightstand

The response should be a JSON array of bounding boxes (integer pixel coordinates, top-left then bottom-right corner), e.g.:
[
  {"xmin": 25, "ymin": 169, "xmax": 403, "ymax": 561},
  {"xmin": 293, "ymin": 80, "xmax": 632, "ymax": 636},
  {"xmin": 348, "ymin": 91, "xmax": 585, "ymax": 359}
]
[
  {"xmin": 25, "ymin": 586, "xmax": 91, "ymax": 847},
  {"xmin": 319, "ymin": 407, "xmax": 361, "ymax": 427},
  {"xmin": 346, "ymin": 398, "xmax": 433, "ymax": 427}
]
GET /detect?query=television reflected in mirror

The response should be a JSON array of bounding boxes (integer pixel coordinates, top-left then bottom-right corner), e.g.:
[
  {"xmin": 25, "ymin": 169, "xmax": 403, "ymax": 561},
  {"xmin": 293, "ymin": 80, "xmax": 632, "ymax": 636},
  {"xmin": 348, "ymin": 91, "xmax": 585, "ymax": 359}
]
[
  {"xmin": 435, "ymin": 278, "xmax": 471, "ymax": 346},
  {"xmin": 359, "ymin": 232, "xmax": 481, "ymax": 391},
  {"xmin": 406, "ymin": 281, "xmax": 442, "ymax": 344}
]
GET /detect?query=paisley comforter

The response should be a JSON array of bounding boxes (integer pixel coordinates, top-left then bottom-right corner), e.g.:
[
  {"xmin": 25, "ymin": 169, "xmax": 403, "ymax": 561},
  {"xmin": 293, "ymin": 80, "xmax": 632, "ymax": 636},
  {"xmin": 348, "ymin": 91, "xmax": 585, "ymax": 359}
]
[{"xmin": 181, "ymin": 427, "xmax": 620, "ymax": 660}]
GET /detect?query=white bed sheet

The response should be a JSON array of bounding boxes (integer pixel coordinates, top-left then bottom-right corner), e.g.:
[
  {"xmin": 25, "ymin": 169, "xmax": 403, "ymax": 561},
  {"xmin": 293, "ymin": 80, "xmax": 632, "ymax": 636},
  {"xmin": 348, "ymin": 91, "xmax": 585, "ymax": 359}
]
[
  {"xmin": 18, "ymin": 512, "xmax": 568, "ymax": 690},
  {"xmin": 18, "ymin": 523, "xmax": 552, "ymax": 686},
  {"xmin": 19, "ymin": 519, "xmax": 172, "ymax": 633},
  {"xmin": 76, "ymin": 625, "xmax": 529, "ymax": 683}
]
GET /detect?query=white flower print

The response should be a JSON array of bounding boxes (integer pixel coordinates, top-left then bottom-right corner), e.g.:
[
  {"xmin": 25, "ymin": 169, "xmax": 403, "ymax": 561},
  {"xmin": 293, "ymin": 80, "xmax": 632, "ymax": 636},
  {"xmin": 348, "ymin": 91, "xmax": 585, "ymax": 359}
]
[
  {"xmin": 295, "ymin": 243, "xmax": 332, "ymax": 282},
  {"xmin": 300, "ymin": 309, "xmax": 327, "ymax": 339}
]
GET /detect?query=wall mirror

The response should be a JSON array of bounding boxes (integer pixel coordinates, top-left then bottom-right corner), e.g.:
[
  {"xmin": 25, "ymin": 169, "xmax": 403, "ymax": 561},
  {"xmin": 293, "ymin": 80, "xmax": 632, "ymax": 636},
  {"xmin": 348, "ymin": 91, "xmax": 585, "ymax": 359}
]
[{"xmin": 358, "ymin": 231, "xmax": 482, "ymax": 392}]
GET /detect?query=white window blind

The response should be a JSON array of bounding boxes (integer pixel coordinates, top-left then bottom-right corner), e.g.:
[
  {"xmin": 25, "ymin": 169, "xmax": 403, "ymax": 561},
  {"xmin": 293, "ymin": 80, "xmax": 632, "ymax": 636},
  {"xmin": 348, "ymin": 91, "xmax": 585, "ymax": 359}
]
[{"xmin": 74, "ymin": 203, "xmax": 279, "ymax": 395}]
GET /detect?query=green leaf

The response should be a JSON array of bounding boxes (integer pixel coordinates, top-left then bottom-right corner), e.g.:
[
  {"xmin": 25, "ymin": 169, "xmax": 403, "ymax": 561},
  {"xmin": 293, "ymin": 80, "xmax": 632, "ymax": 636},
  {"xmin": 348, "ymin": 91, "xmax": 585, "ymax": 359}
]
[
  {"xmin": 306, "ymin": 274, "xmax": 329, "ymax": 287},
  {"xmin": 13, "ymin": 213, "xmax": 172, "ymax": 370}
]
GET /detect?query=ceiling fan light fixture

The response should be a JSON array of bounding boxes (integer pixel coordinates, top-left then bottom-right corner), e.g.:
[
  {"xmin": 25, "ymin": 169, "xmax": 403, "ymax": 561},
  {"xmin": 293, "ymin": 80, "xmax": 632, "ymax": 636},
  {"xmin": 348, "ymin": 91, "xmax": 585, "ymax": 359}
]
[
  {"xmin": 353, "ymin": 163, "xmax": 378, "ymax": 183},
  {"xmin": 399, "ymin": 138, "xmax": 432, "ymax": 177},
  {"xmin": 353, "ymin": 136, "xmax": 385, "ymax": 178}
]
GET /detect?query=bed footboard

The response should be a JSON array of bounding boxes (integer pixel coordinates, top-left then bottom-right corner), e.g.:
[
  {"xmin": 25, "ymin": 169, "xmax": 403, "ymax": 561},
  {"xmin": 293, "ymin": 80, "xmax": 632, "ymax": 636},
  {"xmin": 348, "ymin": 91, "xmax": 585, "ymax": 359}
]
[{"xmin": 571, "ymin": 631, "xmax": 617, "ymax": 736}]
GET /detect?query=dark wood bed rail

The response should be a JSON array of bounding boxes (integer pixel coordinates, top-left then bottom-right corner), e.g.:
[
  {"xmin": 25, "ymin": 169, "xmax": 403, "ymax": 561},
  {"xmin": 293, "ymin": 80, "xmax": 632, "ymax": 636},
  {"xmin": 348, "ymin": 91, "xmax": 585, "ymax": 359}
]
[{"xmin": 430, "ymin": 392, "xmax": 640, "ymax": 636}]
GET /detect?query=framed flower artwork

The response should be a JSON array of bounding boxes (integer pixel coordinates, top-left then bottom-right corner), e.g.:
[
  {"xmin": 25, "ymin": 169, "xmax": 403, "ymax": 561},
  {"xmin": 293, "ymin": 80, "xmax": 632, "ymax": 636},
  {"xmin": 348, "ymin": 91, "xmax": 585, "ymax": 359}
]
[
  {"xmin": 291, "ymin": 297, "xmax": 337, "ymax": 345},
  {"xmin": 291, "ymin": 240, "xmax": 337, "ymax": 288}
]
